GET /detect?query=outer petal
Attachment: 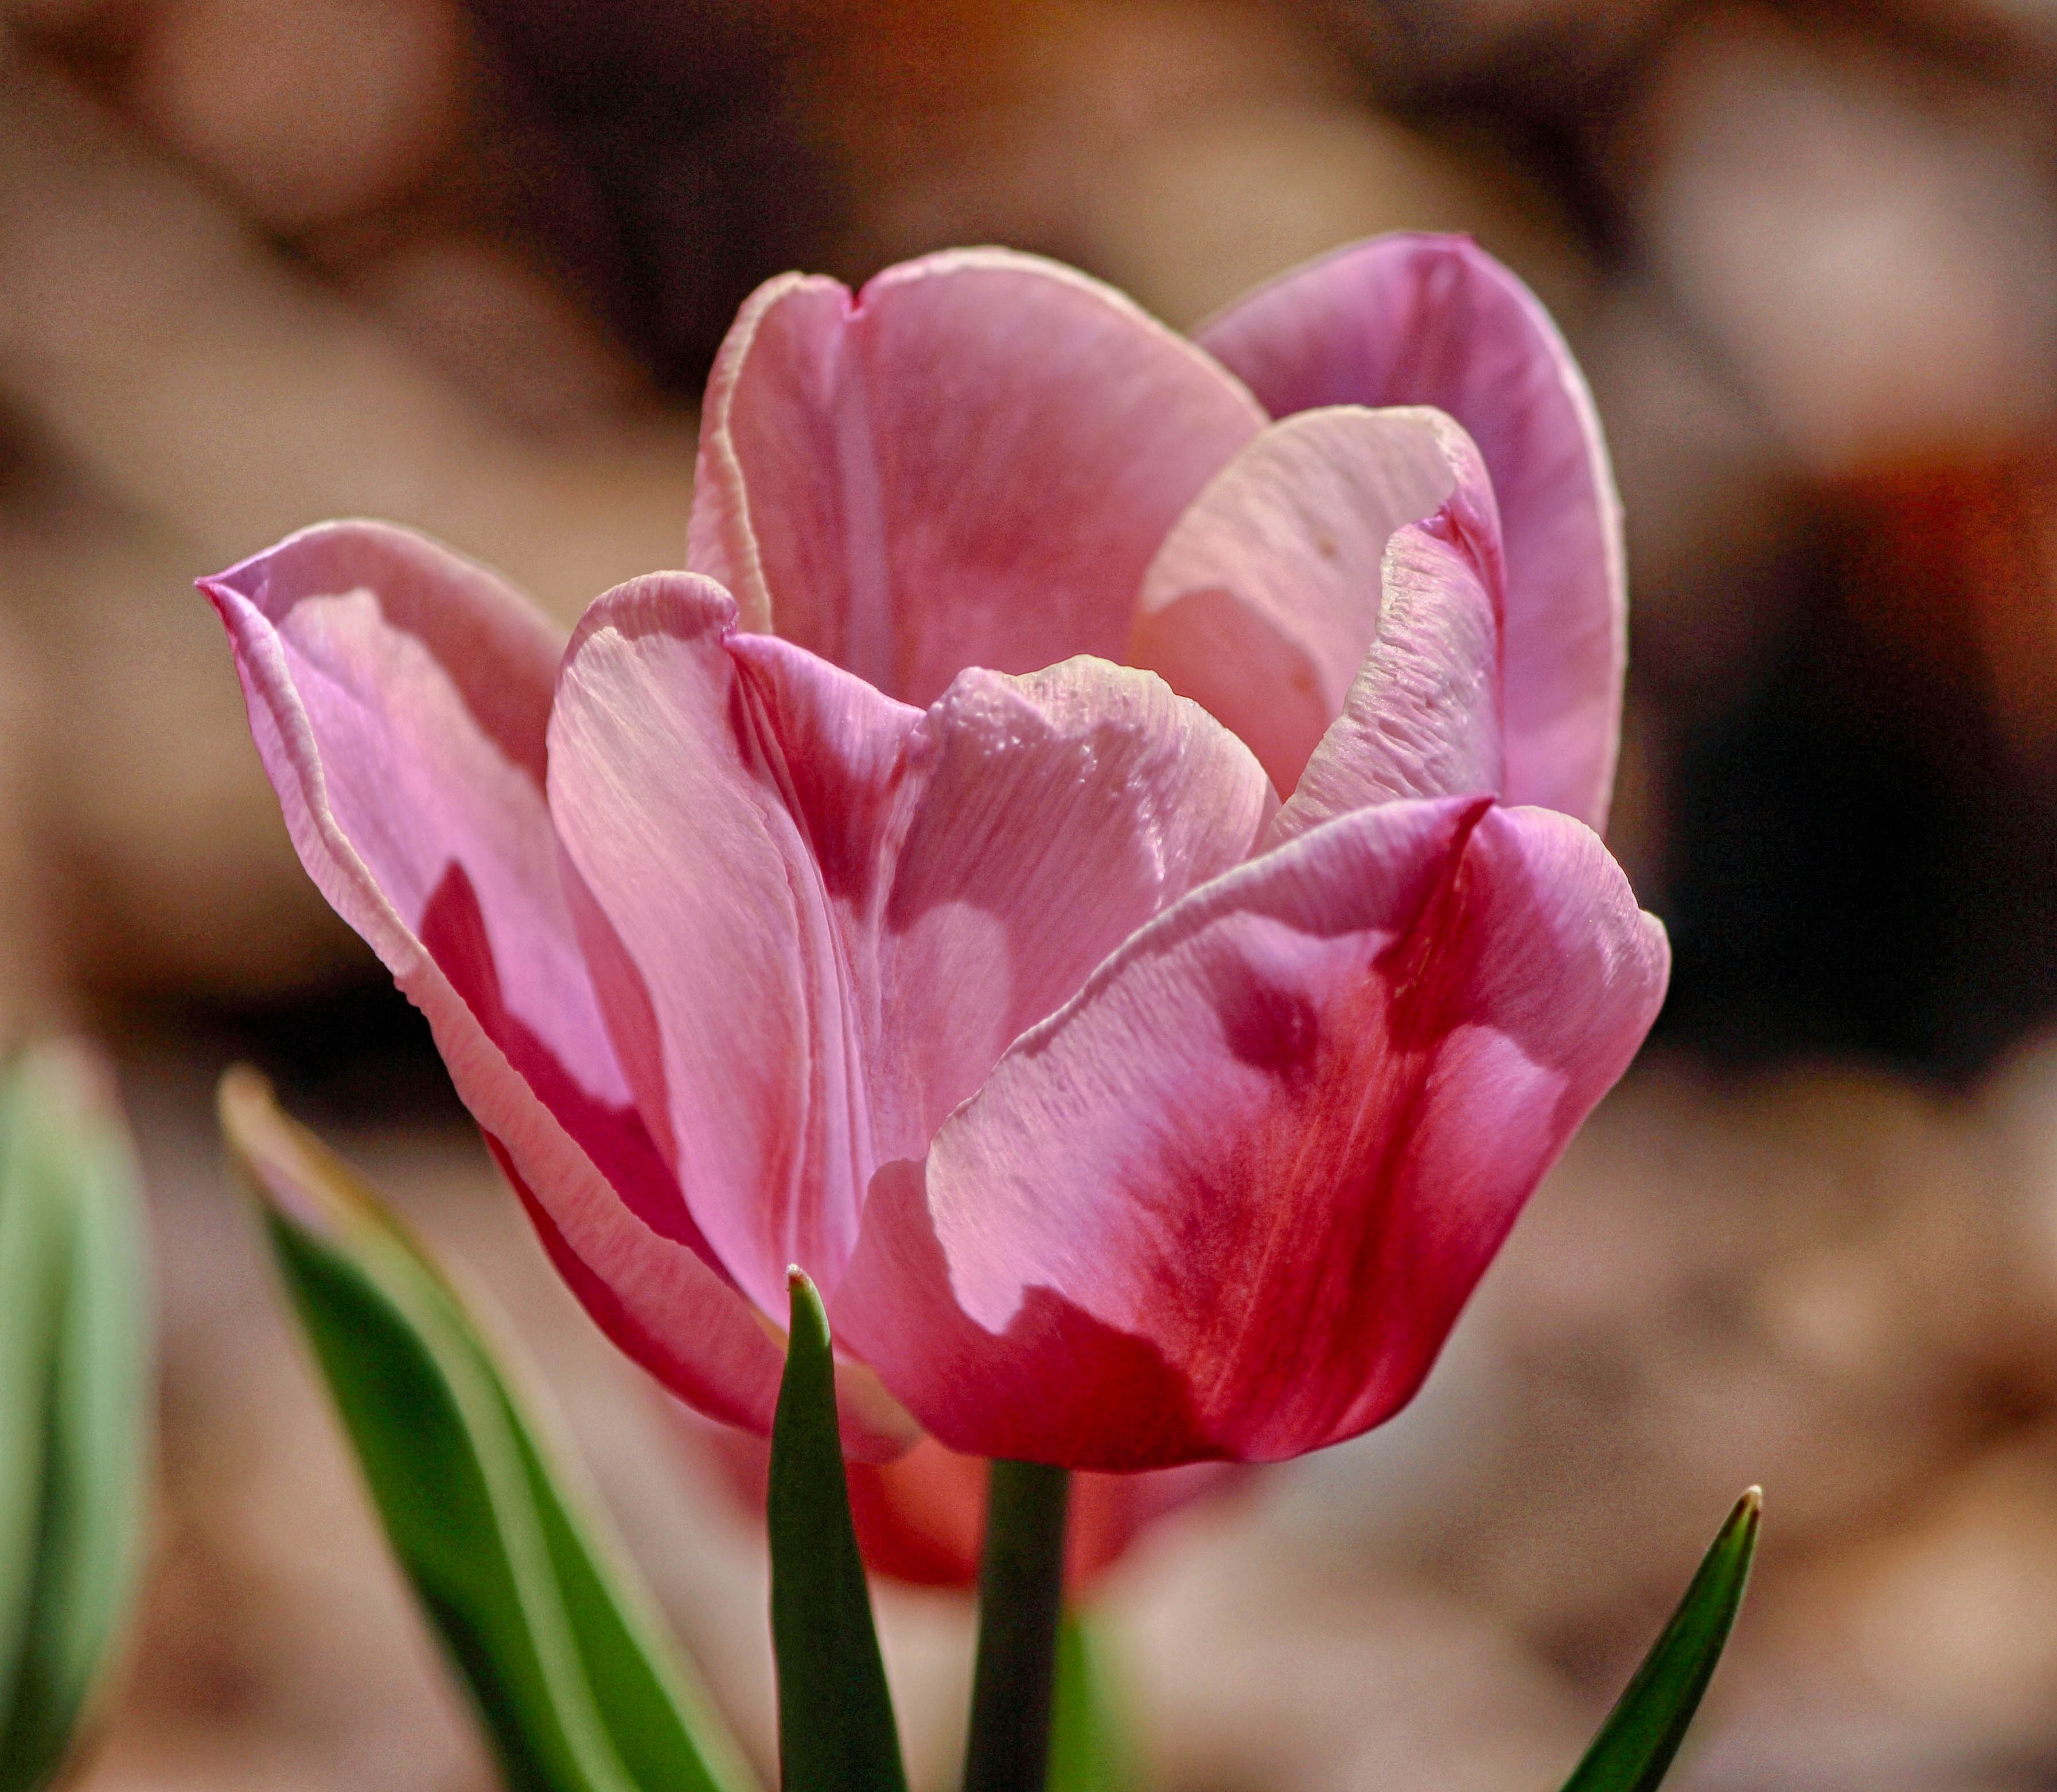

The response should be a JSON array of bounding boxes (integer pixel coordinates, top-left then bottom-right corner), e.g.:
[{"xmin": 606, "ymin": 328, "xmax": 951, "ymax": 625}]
[
  {"xmin": 695, "ymin": 1420, "xmax": 1242, "ymax": 1587},
  {"xmin": 839, "ymin": 1444, "xmax": 1238, "ymax": 1588},
  {"xmin": 547, "ymin": 575, "xmax": 1274, "ymax": 1311},
  {"xmin": 199, "ymin": 523, "xmax": 787, "ymax": 1434},
  {"xmin": 1133, "ymin": 406, "xmax": 1505, "ymax": 801},
  {"xmin": 835, "ymin": 798, "xmax": 1669, "ymax": 1469},
  {"xmin": 1198, "ymin": 235, "xmax": 1624, "ymax": 830},
  {"xmin": 687, "ymin": 249, "xmax": 1265, "ymax": 702}
]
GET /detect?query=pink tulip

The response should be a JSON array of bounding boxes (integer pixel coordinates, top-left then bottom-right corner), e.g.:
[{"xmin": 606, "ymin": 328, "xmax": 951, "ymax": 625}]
[{"xmin": 203, "ymin": 235, "xmax": 1667, "ymax": 1471}]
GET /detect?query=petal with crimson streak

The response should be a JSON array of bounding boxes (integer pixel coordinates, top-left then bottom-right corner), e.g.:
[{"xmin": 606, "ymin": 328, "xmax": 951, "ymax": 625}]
[
  {"xmin": 688, "ymin": 248, "xmax": 1265, "ymax": 703},
  {"xmin": 1198, "ymin": 233, "xmax": 1624, "ymax": 831},
  {"xmin": 835, "ymin": 797, "xmax": 1669, "ymax": 1470},
  {"xmin": 200, "ymin": 522, "xmax": 789, "ymax": 1438}
]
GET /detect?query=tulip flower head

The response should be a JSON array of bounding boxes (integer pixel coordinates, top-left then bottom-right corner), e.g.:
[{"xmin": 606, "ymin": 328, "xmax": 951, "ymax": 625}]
[{"xmin": 204, "ymin": 235, "xmax": 1668, "ymax": 1473}]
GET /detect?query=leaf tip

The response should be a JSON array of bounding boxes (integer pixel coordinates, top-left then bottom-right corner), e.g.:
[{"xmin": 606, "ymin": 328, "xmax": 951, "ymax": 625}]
[
  {"xmin": 217, "ymin": 1064, "xmax": 295, "ymax": 1211},
  {"xmin": 217, "ymin": 1065, "xmax": 367, "ymax": 1242},
  {"xmin": 784, "ymin": 1267, "xmax": 831, "ymax": 1354},
  {"xmin": 9, "ymin": 1037, "xmax": 133, "ymax": 1157},
  {"xmin": 216, "ymin": 1063, "xmax": 274, "ymax": 1139}
]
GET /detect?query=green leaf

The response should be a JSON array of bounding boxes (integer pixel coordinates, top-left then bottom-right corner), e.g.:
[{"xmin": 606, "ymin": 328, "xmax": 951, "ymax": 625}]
[
  {"xmin": 220, "ymin": 1068, "xmax": 757, "ymax": 1792},
  {"xmin": 0, "ymin": 1042, "xmax": 154, "ymax": 1792},
  {"xmin": 1561, "ymin": 1488, "xmax": 1762, "ymax": 1792},
  {"xmin": 1046, "ymin": 1611, "xmax": 1128, "ymax": 1792},
  {"xmin": 767, "ymin": 1271, "xmax": 905, "ymax": 1792}
]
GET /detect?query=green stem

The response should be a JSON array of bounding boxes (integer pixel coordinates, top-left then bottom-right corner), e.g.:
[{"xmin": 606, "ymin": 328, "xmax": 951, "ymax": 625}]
[{"xmin": 963, "ymin": 1460, "xmax": 1071, "ymax": 1792}]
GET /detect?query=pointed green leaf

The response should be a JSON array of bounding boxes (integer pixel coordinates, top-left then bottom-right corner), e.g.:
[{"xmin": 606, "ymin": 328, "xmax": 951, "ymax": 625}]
[
  {"xmin": 1561, "ymin": 1489, "xmax": 1762, "ymax": 1792},
  {"xmin": 1046, "ymin": 1611, "xmax": 1128, "ymax": 1792},
  {"xmin": 767, "ymin": 1271, "xmax": 905, "ymax": 1792},
  {"xmin": 220, "ymin": 1069, "xmax": 757, "ymax": 1792},
  {"xmin": 0, "ymin": 1089, "xmax": 61, "ymax": 1768},
  {"xmin": 0, "ymin": 1042, "xmax": 153, "ymax": 1792}
]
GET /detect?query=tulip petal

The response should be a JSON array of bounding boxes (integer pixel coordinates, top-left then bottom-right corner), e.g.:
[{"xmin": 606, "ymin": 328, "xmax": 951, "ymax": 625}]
[
  {"xmin": 688, "ymin": 250, "xmax": 1265, "ymax": 702},
  {"xmin": 547, "ymin": 578, "xmax": 1274, "ymax": 1311},
  {"xmin": 546, "ymin": 574, "xmax": 918, "ymax": 1317},
  {"xmin": 1133, "ymin": 406, "xmax": 1505, "ymax": 802},
  {"xmin": 835, "ymin": 798, "xmax": 1669, "ymax": 1469},
  {"xmin": 201, "ymin": 523, "xmax": 786, "ymax": 1435},
  {"xmin": 695, "ymin": 1416, "xmax": 1239, "ymax": 1587},
  {"xmin": 1199, "ymin": 235, "xmax": 1624, "ymax": 829},
  {"xmin": 867, "ymin": 656, "xmax": 1276, "ymax": 1162},
  {"xmin": 1265, "ymin": 462, "xmax": 1507, "ymax": 845}
]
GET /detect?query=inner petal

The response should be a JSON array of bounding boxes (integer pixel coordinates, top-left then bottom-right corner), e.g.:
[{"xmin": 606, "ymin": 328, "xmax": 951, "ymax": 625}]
[
  {"xmin": 547, "ymin": 574, "xmax": 922, "ymax": 1312},
  {"xmin": 1132, "ymin": 406, "xmax": 1481, "ymax": 793},
  {"xmin": 867, "ymin": 657, "xmax": 1276, "ymax": 1160},
  {"xmin": 550, "ymin": 584, "xmax": 1274, "ymax": 1307},
  {"xmin": 688, "ymin": 250, "xmax": 1265, "ymax": 703},
  {"xmin": 1265, "ymin": 516, "xmax": 1506, "ymax": 848}
]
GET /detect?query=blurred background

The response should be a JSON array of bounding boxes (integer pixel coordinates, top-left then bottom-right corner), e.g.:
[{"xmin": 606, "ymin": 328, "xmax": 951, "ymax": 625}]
[{"xmin": 5, "ymin": 0, "xmax": 2057, "ymax": 1786}]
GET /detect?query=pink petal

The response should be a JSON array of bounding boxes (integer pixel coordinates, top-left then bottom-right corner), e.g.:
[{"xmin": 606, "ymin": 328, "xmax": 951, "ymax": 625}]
[
  {"xmin": 546, "ymin": 576, "xmax": 1273, "ymax": 1312},
  {"xmin": 200, "ymin": 523, "xmax": 789, "ymax": 1435},
  {"xmin": 867, "ymin": 656, "xmax": 1276, "ymax": 1163},
  {"xmin": 687, "ymin": 249, "xmax": 1265, "ymax": 702},
  {"xmin": 1133, "ymin": 406, "xmax": 1504, "ymax": 801},
  {"xmin": 834, "ymin": 798, "xmax": 1669, "ymax": 1469},
  {"xmin": 1264, "ymin": 429, "xmax": 1507, "ymax": 845},
  {"xmin": 695, "ymin": 1420, "xmax": 1242, "ymax": 1587},
  {"xmin": 1199, "ymin": 235, "xmax": 1625, "ymax": 831},
  {"xmin": 546, "ymin": 573, "xmax": 917, "ymax": 1317}
]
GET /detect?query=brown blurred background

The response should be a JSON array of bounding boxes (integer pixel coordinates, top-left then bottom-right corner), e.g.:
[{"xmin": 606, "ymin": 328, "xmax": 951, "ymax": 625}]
[{"xmin": 6, "ymin": 0, "xmax": 2057, "ymax": 1787}]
